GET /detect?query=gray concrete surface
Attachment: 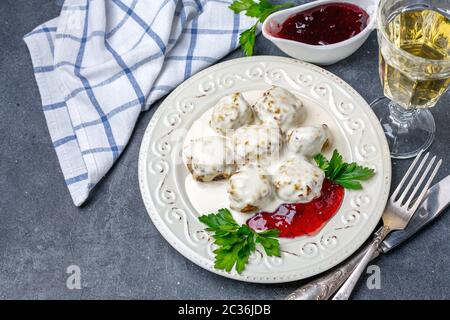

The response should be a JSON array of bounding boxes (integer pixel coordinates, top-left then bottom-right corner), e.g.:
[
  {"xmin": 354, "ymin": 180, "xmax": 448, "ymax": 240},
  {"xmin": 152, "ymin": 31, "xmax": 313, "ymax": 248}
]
[{"xmin": 1, "ymin": 0, "xmax": 449, "ymax": 300}]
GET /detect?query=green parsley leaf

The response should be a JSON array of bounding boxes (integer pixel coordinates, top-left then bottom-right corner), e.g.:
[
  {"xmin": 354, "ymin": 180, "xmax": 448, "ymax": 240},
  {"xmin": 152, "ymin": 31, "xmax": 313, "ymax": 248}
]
[
  {"xmin": 314, "ymin": 153, "xmax": 329, "ymax": 172},
  {"xmin": 333, "ymin": 163, "xmax": 376, "ymax": 190},
  {"xmin": 314, "ymin": 149, "xmax": 375, "ymax": 190},
  {"xmin": 257, "ymin": 0, "xmax": 294, "ymax": 22},
  {"xmin": 229, "ymin": 0, "xmax": 254, "ymax": 13},
  {"xmin": 256, "ymin": 235, "xmax": 280, "ymax": 256},
  {"xmin": 256, "ymin": 228, "xmax": 280, "ymax": 238},
  {"xmin": 229, "ymin": 0, "xmax": 294, "ymax": 56},
  {"xmin": 198, "ymin": 208, "xmax": 239, "ymax": 232},
  {"xmin": 328, "ymin": 149, "xmax": 345, "ymax": 180},
  {"xmin": 239, "ymin": 23, "xmax": 257, "ymax": 56},
  {"xmin": 199, "ymin": 208, "xmax": 280, "ymax": 274}
]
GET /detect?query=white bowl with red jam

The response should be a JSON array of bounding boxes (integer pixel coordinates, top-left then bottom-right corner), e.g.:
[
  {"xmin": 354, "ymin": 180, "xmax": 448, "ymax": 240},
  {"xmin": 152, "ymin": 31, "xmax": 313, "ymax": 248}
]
[{"xmin": 262, "ymin": 0, "xmax": 378, "ymax": 65}]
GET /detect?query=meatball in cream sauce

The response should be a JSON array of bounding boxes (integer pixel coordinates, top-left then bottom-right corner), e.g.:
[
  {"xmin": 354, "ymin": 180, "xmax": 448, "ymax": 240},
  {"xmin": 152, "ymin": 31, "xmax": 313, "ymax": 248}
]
[
  {"xmin": 227, "ymin": 165, "xmax": 273, "ymax": 213},
  {"xmin": 286, "ymin": 124, "xmax": 331, "ymax": 157},
  {"xmin": 273, "ymin": 158, "xmax": 325, "ymax": 203},
  {"xmin": 210, "ymin": 92, "xmax": 254, "ymax": 135},
  {"xmin": 232, "ymin": 125, "xmax": 281, "ymax": 166},
  {"xmin": 253, "ymin": 86, "xmax": 306, "ymax": 133},
  {"xmin": 184, "ymin": 136, "xmax": 236, "ymax": 182}
]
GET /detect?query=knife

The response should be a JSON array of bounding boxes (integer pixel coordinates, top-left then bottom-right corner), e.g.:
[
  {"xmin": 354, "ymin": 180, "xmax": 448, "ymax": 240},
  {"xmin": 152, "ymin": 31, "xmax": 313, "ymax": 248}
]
[{"xmin": 285, "ymin": 175, "xmax": 450, "ymax": 300}]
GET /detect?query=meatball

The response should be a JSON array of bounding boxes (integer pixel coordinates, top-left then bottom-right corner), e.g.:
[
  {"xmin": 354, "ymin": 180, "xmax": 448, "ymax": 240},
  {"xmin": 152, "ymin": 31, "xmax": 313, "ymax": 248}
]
[
  {"xmin": 210, "ymin": 92, "xmax": 254, "ymax": 135},
  {"xmin": 286, "ymin": 124, "xmax": 331, "ymax": 157},
  {"xmin": 253, "ymin": 86, "xmax": 306, "ymax": 133},
  {"xmin": 227, "ymin": 166, "xmax": 273, "ymax": 213},
  {"xmin": 273, "ymin": 158, "xmax": 325, "ymax": 203},
  {"xmin": 184, "ymin": 136, "xmax": 236, "ymax": 182},
  {"xmin": 232, "ymin": 125, "xmax": 281, "ymax": 165}
]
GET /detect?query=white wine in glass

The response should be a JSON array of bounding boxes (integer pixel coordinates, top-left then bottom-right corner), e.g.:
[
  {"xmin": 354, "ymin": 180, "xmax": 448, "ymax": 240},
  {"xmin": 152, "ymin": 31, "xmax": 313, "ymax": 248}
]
[{"xmin": 373, "ymin": 0, "xmax": 450, "ymax": 159}]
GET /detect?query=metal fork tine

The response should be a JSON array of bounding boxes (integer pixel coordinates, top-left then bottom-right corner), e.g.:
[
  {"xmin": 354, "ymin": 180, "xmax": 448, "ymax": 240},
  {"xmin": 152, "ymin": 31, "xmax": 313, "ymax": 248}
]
[
  {"xmin": 403, "ymin": 156, "xmax": 436, "ymax": 208},
  {"xmin": 409, "ymin": 159, "xmax": 442, "ymax": 213},
  {"xmin": 391, "ymin": 149, "xmax": 424, "ymax": 200},
  {"xmin": 395, "ymin": 151, "xmax": 428, "ymax": 203}
]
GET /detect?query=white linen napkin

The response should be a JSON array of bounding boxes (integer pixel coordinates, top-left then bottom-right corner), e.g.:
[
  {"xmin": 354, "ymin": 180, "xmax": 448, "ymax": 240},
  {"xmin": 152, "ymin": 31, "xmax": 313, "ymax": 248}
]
[{"xmin": 23, "ymin": 0, "xmax": 254, "ymax": 206}]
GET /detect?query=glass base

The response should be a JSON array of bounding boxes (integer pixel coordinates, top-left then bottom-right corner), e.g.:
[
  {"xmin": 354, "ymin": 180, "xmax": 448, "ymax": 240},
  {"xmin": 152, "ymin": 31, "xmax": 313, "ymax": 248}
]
[{"xmin": 371, "ymin": 97, "xmax": 436, "ymax": 159}]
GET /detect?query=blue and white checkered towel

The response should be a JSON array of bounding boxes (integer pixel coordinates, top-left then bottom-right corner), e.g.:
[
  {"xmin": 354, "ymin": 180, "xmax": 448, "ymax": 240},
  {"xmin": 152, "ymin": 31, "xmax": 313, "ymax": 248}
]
[{"xmin": 24, "ymin": 0, "xmax": 254, "ymax": 206}]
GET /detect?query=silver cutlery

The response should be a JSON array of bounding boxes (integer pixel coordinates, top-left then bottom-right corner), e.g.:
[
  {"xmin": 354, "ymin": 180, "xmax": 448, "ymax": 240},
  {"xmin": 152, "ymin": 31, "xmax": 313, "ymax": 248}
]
[
  {"xmin": 332, "ymin": 150, "xmax": 442, "ymax": 300},
  {"xmin": 381, "ymin": 174, "xmax": 450, "ymax": 252},
  {"xmin": 286, "ymin": 152, "xmax": 447, "ymax": 300},
  {"xmin": 286, "ymin": 174, "xmax": 450, "ymax": 300}
]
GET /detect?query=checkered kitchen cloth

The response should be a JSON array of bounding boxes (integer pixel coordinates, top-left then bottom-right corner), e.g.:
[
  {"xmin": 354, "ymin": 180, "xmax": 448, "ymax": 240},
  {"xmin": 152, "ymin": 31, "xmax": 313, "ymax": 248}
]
[{"xmin": 24, "ymin": 0, "xmax": 255, "ymax": 206}]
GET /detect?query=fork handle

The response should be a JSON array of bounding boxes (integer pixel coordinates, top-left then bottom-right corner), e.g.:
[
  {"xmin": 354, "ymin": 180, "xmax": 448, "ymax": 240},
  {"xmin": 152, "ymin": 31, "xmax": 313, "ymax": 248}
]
[
  {"xmin": 332, "ymin": 226, "xmax": 390, "ymax": 300},
  {"xmin": 285, "ymin": 240, "xmax": 380, "ymax": 300}
]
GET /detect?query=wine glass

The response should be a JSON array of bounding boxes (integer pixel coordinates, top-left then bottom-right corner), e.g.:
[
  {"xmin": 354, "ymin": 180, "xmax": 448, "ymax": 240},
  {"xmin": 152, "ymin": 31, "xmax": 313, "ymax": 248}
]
[{"xmin": 373, "ymin": 0, "xmax": 450, "ymax": 159}]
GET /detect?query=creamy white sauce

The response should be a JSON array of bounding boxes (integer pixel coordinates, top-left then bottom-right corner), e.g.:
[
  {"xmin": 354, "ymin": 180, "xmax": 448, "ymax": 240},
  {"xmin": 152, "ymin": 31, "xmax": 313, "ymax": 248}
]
[{"xmin": 183, "ymin": 90, "xmax": 345, "ymax": 225}]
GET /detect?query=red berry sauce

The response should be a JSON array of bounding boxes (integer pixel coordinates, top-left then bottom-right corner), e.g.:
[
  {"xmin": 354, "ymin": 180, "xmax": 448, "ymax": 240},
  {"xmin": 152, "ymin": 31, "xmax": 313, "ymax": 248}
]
[
  {"xmin": 271, "ymin": 3, "xmax": 369, "ymax": 45},
  {"xmin": 247, "ymin": 180, "xmax": 344, "ymax": 238}
]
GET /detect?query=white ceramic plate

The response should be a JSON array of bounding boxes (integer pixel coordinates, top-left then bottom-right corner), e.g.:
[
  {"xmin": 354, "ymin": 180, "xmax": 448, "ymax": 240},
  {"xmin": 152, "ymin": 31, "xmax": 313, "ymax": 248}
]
[{"xmin": 139, "ymin": 56, "xmax": 391, "ymax": 283}]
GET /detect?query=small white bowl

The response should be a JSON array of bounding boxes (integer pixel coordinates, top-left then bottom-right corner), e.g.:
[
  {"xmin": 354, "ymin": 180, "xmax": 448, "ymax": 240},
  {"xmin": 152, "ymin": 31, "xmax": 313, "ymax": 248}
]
[{"xmin": 262, "ymin": 0, "xmax": 378, "ymax": 65}]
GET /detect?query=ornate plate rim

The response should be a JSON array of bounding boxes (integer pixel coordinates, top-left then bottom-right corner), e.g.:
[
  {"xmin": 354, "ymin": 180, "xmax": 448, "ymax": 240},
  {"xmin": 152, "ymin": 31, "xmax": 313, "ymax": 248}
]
[{"xmin": 138, "ymin": 56, "xmax": 391, "ymax": 283}]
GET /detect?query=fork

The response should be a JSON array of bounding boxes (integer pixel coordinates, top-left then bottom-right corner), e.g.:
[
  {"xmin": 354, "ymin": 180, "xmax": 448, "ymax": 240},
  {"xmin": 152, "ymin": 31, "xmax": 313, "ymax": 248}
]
[{"xmin": 332, "ymin": 150, "xmax": 442, "ymax": 300}]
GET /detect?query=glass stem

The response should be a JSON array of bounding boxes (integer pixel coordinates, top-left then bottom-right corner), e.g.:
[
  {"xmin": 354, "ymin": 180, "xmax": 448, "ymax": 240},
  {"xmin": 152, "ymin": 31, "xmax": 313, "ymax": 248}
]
[{"xmin": 388, "ymin": 101, "xmax": 419, "ymax": 127}]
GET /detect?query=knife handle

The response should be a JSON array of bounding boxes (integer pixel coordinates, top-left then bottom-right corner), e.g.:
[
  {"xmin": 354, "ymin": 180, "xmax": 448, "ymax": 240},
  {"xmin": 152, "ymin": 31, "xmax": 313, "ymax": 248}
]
[
  {"xmin": 285, "ymin": 240, "xmax": 380, "ymax": 300},
  {"xmin": 332, "ymin": 226, "xmax": 389, "ymax": 300}
]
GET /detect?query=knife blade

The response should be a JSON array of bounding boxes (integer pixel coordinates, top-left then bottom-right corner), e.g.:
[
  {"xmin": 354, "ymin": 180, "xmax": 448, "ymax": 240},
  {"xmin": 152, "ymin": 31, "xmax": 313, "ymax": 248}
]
[
  {"xmin": 381, "ymin": 174, "xmax": 450, "ymax": 252},
  {"xmin": 285, "ymin": 174, "xmax": 450, "ymax": 300}
]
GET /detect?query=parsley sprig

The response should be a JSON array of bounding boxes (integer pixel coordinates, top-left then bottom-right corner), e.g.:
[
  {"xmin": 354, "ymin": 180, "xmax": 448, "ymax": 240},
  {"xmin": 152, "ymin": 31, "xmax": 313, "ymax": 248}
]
[
  {"xmin": 314, "ymin": 150, "xmax": 375, "ymax": 190},
  {"xmin": 199, "ymin": 208, "xmax": 280, "ymax": 273},
  {"xmin": 229, "ymin": 0, "xmax": 294, "ymax": 56}
]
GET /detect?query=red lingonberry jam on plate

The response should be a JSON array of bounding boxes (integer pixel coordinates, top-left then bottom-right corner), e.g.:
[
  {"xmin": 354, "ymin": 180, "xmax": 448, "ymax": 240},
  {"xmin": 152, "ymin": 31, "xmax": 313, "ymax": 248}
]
[
  {"xmin": 272, "ymin": 3, "xmax": 369, "ymax": 45},
  {"xmin": 247, "ymin": 180, "xmax": 344, "ymax": 238}
]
